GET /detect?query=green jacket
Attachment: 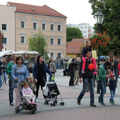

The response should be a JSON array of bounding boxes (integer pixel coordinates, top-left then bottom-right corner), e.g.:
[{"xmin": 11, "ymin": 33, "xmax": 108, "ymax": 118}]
[
  {"xmin": 6, "ymin": 61, "xmax": 14, "ymax": 80},
  {"xmin": 99, "ymin": 64, "xmax": 107, "ymax": 82}
]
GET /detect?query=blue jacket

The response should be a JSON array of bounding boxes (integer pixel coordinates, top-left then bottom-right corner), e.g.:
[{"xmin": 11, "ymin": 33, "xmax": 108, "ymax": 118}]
[
  {"xmin": 11, "ymin": 64, "xmax": 29, "ymax": 88},
  {"xmin": 33, "ymin": 63, "xmax": 52, "ymax": 82}
]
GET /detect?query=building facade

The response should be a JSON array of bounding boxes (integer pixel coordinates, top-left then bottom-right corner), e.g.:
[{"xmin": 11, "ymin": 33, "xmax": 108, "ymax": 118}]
[
  {"xmin": 67, "ymin": 23, "xmax": 94, "ymax": 39},
  {"xmin": 0, "ymin": 5, "xmax": 16, "ymax": 50},
  {"xmin": 0, "ymin": 2, "xmax": 67, "ymax": 58}
]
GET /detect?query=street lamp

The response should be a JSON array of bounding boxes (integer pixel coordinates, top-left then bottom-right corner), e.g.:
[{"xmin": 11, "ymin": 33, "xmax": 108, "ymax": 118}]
[{"xmin": 95, "ymin": 8, "xmax": 104, "ymax": 33}]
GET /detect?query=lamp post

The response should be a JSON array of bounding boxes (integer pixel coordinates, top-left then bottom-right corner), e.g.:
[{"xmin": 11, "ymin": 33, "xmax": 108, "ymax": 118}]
[
  {"xmin": 95, "ymin": 8, "xmax": 104, "ymax": 33},
  {"xmin": 0, "ymin": 31, "xmax": 3, "ymax": 51},
  {"xmin": 95, "ymin": 8, "xmax": 104, "ymax": 57}
]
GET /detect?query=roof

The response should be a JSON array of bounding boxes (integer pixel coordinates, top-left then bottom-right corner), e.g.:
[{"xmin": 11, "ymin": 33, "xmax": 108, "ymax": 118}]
[
  {"xmin": 66, "ymin": 39, "xmax": 88, "ymax": 54},
  {"xmin": 7, "ymin": 2, "xmax": 66, "ymax": 18}
]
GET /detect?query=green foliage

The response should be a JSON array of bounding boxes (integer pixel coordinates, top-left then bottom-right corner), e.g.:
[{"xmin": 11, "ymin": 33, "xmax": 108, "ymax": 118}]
[
  {"xmin": 28, "ymin": 32, "xmax": 48, "ymax": 59},
  {"xmin": 89, "ymin": 0, "xmax": 120, "ymax": 55},
  {"xmin": 67, "ymin": 27, "xmax": 83, "ymax": 42}
]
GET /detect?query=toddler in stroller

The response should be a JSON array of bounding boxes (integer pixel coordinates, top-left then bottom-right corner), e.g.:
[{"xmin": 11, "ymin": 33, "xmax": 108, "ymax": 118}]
[
  {"xmin": 43, "ymin": 81, "xmax": 64, "ymax": 106},
  {"xmin": 16, "ymin": 81, "xmax": 37, "ymax": 114}
]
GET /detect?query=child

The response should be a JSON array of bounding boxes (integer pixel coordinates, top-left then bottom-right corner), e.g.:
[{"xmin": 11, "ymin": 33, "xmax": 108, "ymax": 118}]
[
  {"xmin": 22, "ymin": 81, "xmax": 36, "ymax": 104},
  {"xmin": 108, "ymin": 73, "xmax": 116, "ymax": 104},
  {"xmin": 28, "ymin": 77, "xmax": 36, "ymax": 94}
]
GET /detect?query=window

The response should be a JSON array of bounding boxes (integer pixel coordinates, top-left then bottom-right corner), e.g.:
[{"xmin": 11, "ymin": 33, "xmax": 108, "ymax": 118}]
[
  {"xmin": 58, "ymin": 53, "xmax": 61, "ymax": 58},
  {"xmin": 21, "ymin": 35, "xmax": 26, "ymax": 43},
  {"xmin": 51, "ymin": 23, "xmax": 54, "ymax": 31},
  {"xmin": 50, "ymin": 37, "xmax": 54, "ymax": 45},
  {"xmin": 2, "ymin": 24, "xmax": 7, "ymax": 31},
  {"xmin": 58, "ymin": 24, "xmax": 62, "ymax": 31},
  {"xmin": 21, "ymin": 21, "xmax": 25, "ymax": 28},
  {"xmin": 50, "ymin": 53, "xmax": 54, "ymax": 57},
  {"xmin": 2, "ymin": 37, "xmax": 7, "ymax": 44},
  {"xmin": 33, "ymin": 22, "xmax": 37, "ymax": 30},
  {"xmin": 58, "ymin": 38, "xmax": 61, "ymax": 45},
  {"xmin": 42, "ymin": 23, "xmax": 46, "ymax": 30}
]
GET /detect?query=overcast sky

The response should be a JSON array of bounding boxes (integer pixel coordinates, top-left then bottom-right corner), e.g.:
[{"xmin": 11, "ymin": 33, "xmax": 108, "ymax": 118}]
[{"xmin": 0, "ymin": 0, "xmax": 96, "ymax": 26}]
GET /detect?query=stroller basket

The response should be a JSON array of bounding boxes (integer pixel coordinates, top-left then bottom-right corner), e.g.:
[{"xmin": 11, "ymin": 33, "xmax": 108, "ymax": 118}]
[{"xmin": 47, "ymin": 82, "xmax": 60, "ymax": 95}]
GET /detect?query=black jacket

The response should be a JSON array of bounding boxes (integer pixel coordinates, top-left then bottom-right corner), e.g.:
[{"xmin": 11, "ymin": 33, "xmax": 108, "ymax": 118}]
[{"xmin": 79, "ymin": 59, "xmax": 94, "ymax": 79}]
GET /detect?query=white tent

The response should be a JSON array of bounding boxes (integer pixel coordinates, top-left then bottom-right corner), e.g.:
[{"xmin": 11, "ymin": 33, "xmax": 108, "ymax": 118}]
[
  {"xmin": 0, "ymin": 50, "xmax": 14, "ymax": 57},
  {"xmin": 13, "ymin": 51, "xmax": 39, "ymax": 55}
]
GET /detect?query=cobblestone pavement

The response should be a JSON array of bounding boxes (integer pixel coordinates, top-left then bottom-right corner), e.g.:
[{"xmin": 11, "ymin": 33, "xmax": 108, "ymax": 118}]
[{"xmin": 0, "ymin": 70, "xmax": 120, "ymax": 120}]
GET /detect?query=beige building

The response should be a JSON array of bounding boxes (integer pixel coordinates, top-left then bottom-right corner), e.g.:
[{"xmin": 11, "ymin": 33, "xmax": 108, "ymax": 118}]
[
  {"xmin": 0, "ymin": 5, "xmax": 16, "ymax": 50},
  {"xmin": 6, "ymin": 2, "xmax": 67, "ymax": 58}
]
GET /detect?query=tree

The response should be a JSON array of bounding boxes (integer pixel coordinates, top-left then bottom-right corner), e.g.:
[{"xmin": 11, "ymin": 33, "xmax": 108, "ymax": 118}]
[
  {"xmin": 28, "ymin": 32, "xmax": 48, "ymax": 59},
  {"xmin": 67, "ymin": 27, "xmax": 83, "ymax": 42},
  {"xmin": 89, "ymin": 0, "xmax": 120, "ymax": 55}
]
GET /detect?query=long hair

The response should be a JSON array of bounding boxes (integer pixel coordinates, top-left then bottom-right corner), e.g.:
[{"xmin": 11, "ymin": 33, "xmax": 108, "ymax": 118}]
[
  {"xmin": 16, "ymin": 56, "xmax": 24, "ymax": 64},
  {"xmin": 36, "ymin": 55, "xmax": 44, "ymax": 64}
]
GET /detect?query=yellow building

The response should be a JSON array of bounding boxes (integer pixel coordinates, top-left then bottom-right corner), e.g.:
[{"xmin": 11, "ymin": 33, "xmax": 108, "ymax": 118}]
[{"xmin": 6, "ymin": 2, "xmax": 67, "ymax": 58}]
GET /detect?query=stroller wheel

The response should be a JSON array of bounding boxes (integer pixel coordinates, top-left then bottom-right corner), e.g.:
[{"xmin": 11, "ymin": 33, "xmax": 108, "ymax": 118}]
[
  {"xmin": 15, "ymin": 107, "xmax": 19, "ymax": 113},
  {"xmin": 60, "ymin": 102, "xmax": 64, "ymax": 106},
  {"xmin": 54, "ymin": 100, "xmax": 58, "ymax": 104},
  {"xmin": 31, "ymin": 108, "xmax": 36, "ymax": 114},
  {"xmin": 51, "ymin": 103, "xmax": 55, "ymax": 106},
  {"xmin": 44, "ymin": 100, "xmax": 48, "ymax": 105}
]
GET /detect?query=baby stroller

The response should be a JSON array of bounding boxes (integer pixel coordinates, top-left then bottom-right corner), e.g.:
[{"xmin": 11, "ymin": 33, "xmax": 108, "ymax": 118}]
[
  {"xmin": 43, "ymin": 81, "xmax": 64, "ymax": 106},
  {"xmin": 15, "ymin": 81, "xmax": 37, "ymax": 114}
]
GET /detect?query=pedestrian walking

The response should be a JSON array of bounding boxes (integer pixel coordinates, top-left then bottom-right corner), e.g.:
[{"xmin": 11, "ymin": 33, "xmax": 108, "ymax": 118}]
[
  {"xmin": 49, "ymin": 57, "xmax": 56, "ymax": 75},
  {"xmin": 108, "ymin": 73, "xmax": 116, "ymax": 104},
  {"xmin": 6, "ymin": 55, "xmax": 17, "ymax": 106},
  {"xmin": 77, "ymin": 51, "xmax": 96, "ymax": 107},
  {"xmin": 11, "ymin": 56, "xmax": 29, "ymax": 111},
  {"xmin": 98, "ymin": 61, "xmax": 111, "ymax": 105},
  {"xmin": 69, "ymin": 58, "xmax": 76, "ymax": 86},
  {"xmin": 2, "ymin": 57, "xmax": 7, "ymax": 84},
  {"xmin": 33, "ymin": 55, "xmax": 51, "ymax": 101}
]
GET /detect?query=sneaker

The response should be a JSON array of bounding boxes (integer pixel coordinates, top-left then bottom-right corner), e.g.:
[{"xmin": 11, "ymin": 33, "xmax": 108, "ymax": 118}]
[
  {"xmin": 90, "ymin": 104, "xmax": 96, "ymax": 107},
  {"xmin": 10, "ymin": 103, "xmax": 14, "ymax": 106},
  {"xmin": 36, "ymin": 99, "xmax": 40, "ymax": 102}
]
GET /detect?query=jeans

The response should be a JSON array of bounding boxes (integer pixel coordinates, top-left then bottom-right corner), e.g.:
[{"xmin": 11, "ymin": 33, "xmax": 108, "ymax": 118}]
[
  {"xmin": 110, "ymin": 89, "xmax": 115, "ymax": 102},
  {"xmin": 99, "ymin": 81, "xmax": 106, "ymax": 103},
  {"xmin": 9, "ymin": 80, "xmax": 14, "ymax": 104},
  {"xmin": 2, "ymin": 72, "xmax": 7, "ymax": 84},
  {"xmin": 77, "ymin": 77, "xmax": 95, "ymax": 105},
  {"xmin": 0, "ymin": 75, "xmax": 3, "ymax": 88}
]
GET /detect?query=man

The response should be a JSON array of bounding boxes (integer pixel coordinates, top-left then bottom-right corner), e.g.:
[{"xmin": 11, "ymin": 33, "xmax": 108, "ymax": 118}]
[
  {"xmin": 6, "ymin": 55, "xmax": 17, "ymax": 106},
  {"xmin": 77, "ymin": 51, "xmax": 96, "ymax": 107},
  {"xmin": 113, "ymin": 57, "xmax": 119, "ymax": 83}
]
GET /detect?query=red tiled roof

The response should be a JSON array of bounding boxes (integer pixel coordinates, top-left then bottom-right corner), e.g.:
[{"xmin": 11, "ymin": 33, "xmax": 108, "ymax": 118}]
[
  {"xmin": 66, "ymin": 38, "xmax": 88, "ymax": 54},
  {"xmin": 7, "ymin": 2, "xmax": 67, "ymax": 18}
]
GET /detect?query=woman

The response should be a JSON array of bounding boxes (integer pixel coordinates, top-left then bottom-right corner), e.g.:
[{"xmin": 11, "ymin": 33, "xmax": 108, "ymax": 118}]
[
  {"xmin": 11, "ymin": 56, "xmax": 29, "ymax": 111},
  {"xmin": 33, "ymin": 55, "xmax": 51, "ymax": 100},
  {"xmin": 49, "ymin": 57, "xmax": 56, "ymax": 75}
]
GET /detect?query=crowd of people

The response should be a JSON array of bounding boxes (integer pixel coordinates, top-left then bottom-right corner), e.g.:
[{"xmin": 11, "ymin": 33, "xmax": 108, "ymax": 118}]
[
  {"xmin": 0, "ymin": 40, "xmax": 120, "ymax": 113},
  {"xmin": 68, "ymin": 40, "xmax": 120, "ymax": 107}
]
